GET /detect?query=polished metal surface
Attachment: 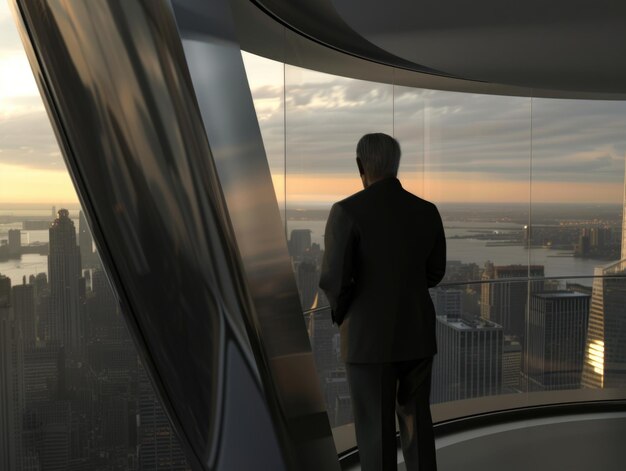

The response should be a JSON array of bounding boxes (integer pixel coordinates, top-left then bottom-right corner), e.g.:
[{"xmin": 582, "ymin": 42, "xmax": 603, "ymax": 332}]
[
  {"xmin": 435, "ymin": 412, "xmax": 626, "ymax": 471},
  {"xmin": 10, "ymin": 0, "xmax": 302, "ymax": 469},
  {"xmin": 250, "ymin": 0, "xmax": 448, "ymax": 76},
  {"xmin": 232, "ymin": 0, "xmax": 626, "ymax": 99},
  {"xmin": 333, "ymin": 0, "xmax": 626, "ymax": 95},
  {"xmin": 170, "ymin": 1, "xmax": 340, "ymax": 470},
  {"xmin": 341, "ymin": 411, "xmax": 626, "ymax": 471}
]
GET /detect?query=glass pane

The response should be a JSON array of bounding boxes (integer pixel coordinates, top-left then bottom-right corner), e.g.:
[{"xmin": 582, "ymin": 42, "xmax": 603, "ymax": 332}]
[
  {"xmin": 305, "ymin": 306, "xmax": 352, "ymax": 428},
  {"xmin": 285, "ymin": 65, "xmax": 393, "ymax": 313},
  {"xmin": 393, "ymin": 85, "xmax": 425, "ymax": 199},
  {"xmin": 242, "ymin": 51, "xmax": 286, "ymax": 230},
  {"xmin": 526, "ymin": 273, "xmax": 626, "ymax": 395},
  {"xmin": 431, "ymin": 280, "xmax": 519, "ymax": 403},
  {"xmin": 423, "ymin": 91, "xmax": 532, "ymax": 284},
  {"xmin": 0, "ymin": 5, "xmax": 190, "ymax": 468},
  {"xmin": 529, "ymin": 98, "xmax": 626, "ymax": 277}
]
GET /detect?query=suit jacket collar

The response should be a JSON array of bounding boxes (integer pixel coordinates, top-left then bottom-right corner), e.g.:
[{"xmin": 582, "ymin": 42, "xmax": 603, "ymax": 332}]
[{"xmin": 366, "ymin": 176, "xmax": 401, "ymax": 190}]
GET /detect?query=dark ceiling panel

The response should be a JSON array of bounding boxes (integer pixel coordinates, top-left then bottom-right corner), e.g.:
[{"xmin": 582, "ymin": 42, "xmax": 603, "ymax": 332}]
[
  {"xmin": 333, "ymin": 0, "xmax": 626, "ymax": 93},
  {"xmin": 252, "ymin": 0, "xmax": 454, "ymax": 77},
  {"xmin": 252, "ymin": 0, "xmax": 626, "ymax": 95}
]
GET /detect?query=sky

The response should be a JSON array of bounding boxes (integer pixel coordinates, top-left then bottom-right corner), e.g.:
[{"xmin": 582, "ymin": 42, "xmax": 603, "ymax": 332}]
[
  {"xmin": 0, "ymin": 2, "xmax": 78, "ymax": 205},
  {"xmin": 0, "ymin": 0, "xmax": 625, "ymax": 208},
  {"xmin": 243, "ymin": 52, "xmax": 626, "ymax": 206}
]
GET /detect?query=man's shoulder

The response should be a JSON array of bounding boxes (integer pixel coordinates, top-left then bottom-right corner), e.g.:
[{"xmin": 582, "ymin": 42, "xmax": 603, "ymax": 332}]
[
  {"xmin": 333, "ymin": 186, "xmax": 439, "ymax": 215},
  {"xmin": 401, "ymin": 189, "xmax": 439, "ymax": 213},
  {"xmin": 335, "ymin": 188, "xmax": 367, "ymax": 208}
]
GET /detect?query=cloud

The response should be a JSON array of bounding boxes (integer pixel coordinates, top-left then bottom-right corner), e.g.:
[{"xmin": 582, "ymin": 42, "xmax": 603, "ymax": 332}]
[
  {"xmin": 0, "ymin": 106, "xmax": 63, "ymax": 170},
  {"xmin": 1, "ymin": 44, "xmax": 626, "ymax": 205},
  {"xmin": 246, "ymin": 61, "xmax": 626, "ymax": 192}
]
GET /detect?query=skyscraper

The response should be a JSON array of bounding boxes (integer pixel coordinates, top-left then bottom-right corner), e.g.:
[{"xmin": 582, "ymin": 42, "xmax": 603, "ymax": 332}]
[
  {"xmin": 138, "ymin": 364, "xmax": 189, "ymax": 470},
  {"xmin": 502, "ymin": 336, "xmax": 522, "ymax": 392},
  {"xmin": 481, "ymin": 263, "xmax": 544, "ymax": 340},
  {"xmin": 308, "ymin": 307, "xmax": 338, "ymax": 375},
  {"xmin": 13, "ymin": 280, "xmax": 37, "ymax": 348},
  {"xmin": 0, "ymin": 274, "xmax": 10, "ymax": 306},
  {"xmin": 324, "ymin": 368, "xmax": 352, "ymax": 427},
  {"xmin": 582, "ymin": 260, "xmax": 626, "ymax": 389},
  {"xmin": 0, "ymin": 284, "xmax": 25, "ymax": 471},
  {"xmin": 48, "ymin": 209, "xmax": 82, "ymax": 355},
  {"xmin": 525, "ymin": 292, "xmax": 590, "ymax": 391},
  {"xmin": 295, "ymin": 261, "xmax": 319, "ymax": 310},
  {"xmin": 87, "ymin": 269, "xmax": 122, "ymax": 342},
  {"xmin": 583, "ymin": 162, "xmax": 626, "ymax": 389},
  {"xmin": 8, "ymin": 229, "xmax": 21, "ymax": 257},
  {"xmin": 78, "ymin": 210, "xmax": 95, "ymax": 269},
  {"xmin": 289, "ymin": 229, "xmax": 312, "ymax": 259},
  {"xmin": 430, "ymin": 288, "xmax": 463, "ymax": 318},
  {"xmin": 433, "ymin": 316, "xmax": 503, "ymax": 403}
]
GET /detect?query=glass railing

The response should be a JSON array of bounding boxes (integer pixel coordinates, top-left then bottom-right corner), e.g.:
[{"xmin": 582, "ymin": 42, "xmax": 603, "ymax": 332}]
[{"xmin": 303, "ymin": 273, "xmax": 626, "ymax": 453}]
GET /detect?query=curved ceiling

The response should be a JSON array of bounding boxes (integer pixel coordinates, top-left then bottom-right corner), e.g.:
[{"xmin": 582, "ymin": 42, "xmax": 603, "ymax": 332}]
[
  {"xmin": 252, "ymin": 0, "xmax": 457, "ymax": 77},
  {"xmin": 254, "ymin": 0, "xmax": 626, "ymax": 95}
]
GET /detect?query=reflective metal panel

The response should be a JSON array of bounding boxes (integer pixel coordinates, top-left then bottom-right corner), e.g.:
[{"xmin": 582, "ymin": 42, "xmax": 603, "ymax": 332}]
[
  {"xmin": 171, "ymin": 1, "xmax": 340, "ymax": 469},
  {"xmin": 10, "ymin": 0, "xmax": 299, "ymax": 469}
]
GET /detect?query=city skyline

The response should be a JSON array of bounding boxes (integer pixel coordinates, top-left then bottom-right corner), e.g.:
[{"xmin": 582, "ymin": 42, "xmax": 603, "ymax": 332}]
[{"xmin": 0, "ymin": 209, "xmax": 191, "ymax": 469}]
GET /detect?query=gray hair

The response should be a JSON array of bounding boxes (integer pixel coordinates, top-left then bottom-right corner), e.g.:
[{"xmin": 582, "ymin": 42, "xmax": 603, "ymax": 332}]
[{"xmin": 356, "ymin": 133, "xmax": 401, "ymax": 179}]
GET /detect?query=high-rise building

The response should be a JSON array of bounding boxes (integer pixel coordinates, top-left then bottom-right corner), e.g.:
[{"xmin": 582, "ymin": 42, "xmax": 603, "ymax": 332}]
[
  {"xmin": 0, "ymin": 274, "xmax": 10, "ymax": 306},
  {"xmin": 23, "ymin": 345, "xmax": 63, "ymax": 406},
  {"xmin": 324, "ymin": 368, "xmax": 352, "ymax": 427},
  {"xmin": 78, "ymin": 211, "xmax": 95, "ymax": 269},
  {"xmin": 308, "ymin": 307, "xmax": 338, "ymax": 375},
  {"xmin": 8, "ymin": 229, "xmax": 21, "ymax": 257},
  {"xmin": 502, "ymin": 336, "xmax": 522, "ymax": 391},
  {"xmin": 582, "ymin": 169, "xmax": 626, "ymax": 389},
  {"xmin": 481, "ymin": 263, "xmax": 545, "ymax": 340},
  {"xmin": 289, "ymin": 229, "xmax": 312, "ymax": 259},
  {"xmin": 86, "ymin": 269, "xmax": 127, "ymax": 343},
  {"xmin": 48, "ymin": 209, "xmax": 82, "ymax": 355},
  {"xmin": 433, "ymin": 316, "xmax": 503, "ymax": 404},
  {"xmin": 30, "ymin": 273, "xmax": 48, "ymax": 298},
  {"xmin": 525, "ymin": 292, "xmax": 590, "ymax": 391},
  {"xmin": 33, "ymin": 401, "xmax": 72, "ymax": 471},
  {"xmin": 582, "ymin": 260, "xmax": 626, "ymax": 389},
  {"xmin": 138, "ymin": 364, "xmax": 189, "ymax": 470},
  {"xmin": 295, "ymin": 261, "xmax": 319, "ymax": 310},
  {"xmin": 0, "ymin": 292, "xmax": 25, "ymax": 471},
  {"xmin": 430, "ymin": 288, "xmax": 463, "ymax": 318},
  {"xmin": 13, "ymin": 280, "xmax": 37, "ymax": 348}
]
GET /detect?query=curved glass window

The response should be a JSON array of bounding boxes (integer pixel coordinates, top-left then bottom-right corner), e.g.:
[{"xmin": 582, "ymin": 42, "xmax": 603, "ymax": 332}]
[
  {"xmin": 0, "ymin": 5, "xmax": 190, "ymax": 469},
  {"xmin": 243, "ymin": 51, "xmax": 626, "ymax": 452}
]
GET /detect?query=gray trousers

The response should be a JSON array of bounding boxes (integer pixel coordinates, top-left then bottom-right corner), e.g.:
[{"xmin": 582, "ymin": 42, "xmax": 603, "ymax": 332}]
[{"xmin": 346, "ymin": 357, "xmax": 436, "ymax": 471}]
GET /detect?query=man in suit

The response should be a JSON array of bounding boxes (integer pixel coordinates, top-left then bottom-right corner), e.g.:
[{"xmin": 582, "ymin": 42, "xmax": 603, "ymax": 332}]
[{"xmin": 319, "ymin": 133, "xmax": 446, "ymax": 471}]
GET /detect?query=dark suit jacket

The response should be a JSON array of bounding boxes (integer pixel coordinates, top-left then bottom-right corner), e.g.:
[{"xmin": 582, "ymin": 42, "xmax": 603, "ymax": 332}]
[{"xmin": 319, "ymin": 177, "xmax": 446, "ymax": 363}]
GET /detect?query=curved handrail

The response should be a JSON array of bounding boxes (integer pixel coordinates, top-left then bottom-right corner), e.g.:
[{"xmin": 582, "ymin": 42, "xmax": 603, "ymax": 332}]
[{"xmin": 303, "ymin": 272, "xmax": 626, "ymax": 316}]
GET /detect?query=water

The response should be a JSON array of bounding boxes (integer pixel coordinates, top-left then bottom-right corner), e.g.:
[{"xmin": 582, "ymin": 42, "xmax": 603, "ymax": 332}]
[
  {"xmin": 0, "ymin": 220, "xmax": 77, "ymax": 286},
  {"xmin": 0, "ymin": 253, "xmax": 48, "ymax": 285},
  {"xmin": 287, "ymin": 219, "xmax": 608, "ymax": 284},
  {"xmin": 0, "ymin": 219, "xmax": 609, "ymax": 287}
]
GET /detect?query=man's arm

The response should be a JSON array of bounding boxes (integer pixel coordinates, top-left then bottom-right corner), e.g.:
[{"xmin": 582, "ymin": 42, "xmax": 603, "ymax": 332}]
[
  {"xmin": 426, "ymin": 206, "xmax": 446, "ymax": 288},
  {"xmin": 319, "ymin": 203, "xmax": 356, "ymax": 326}
]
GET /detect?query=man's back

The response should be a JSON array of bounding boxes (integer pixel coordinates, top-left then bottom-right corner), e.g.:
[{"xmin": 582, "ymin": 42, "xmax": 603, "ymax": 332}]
[{"xmin": 319, "ymin": 177, "xmax": 446, "ymax": 363}]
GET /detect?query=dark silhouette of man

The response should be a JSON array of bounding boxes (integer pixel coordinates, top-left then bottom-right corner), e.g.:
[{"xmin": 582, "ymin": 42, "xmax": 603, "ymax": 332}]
[{"xmin": 319, "ymin": 133, "xmax": 446, "ymax": 471}]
